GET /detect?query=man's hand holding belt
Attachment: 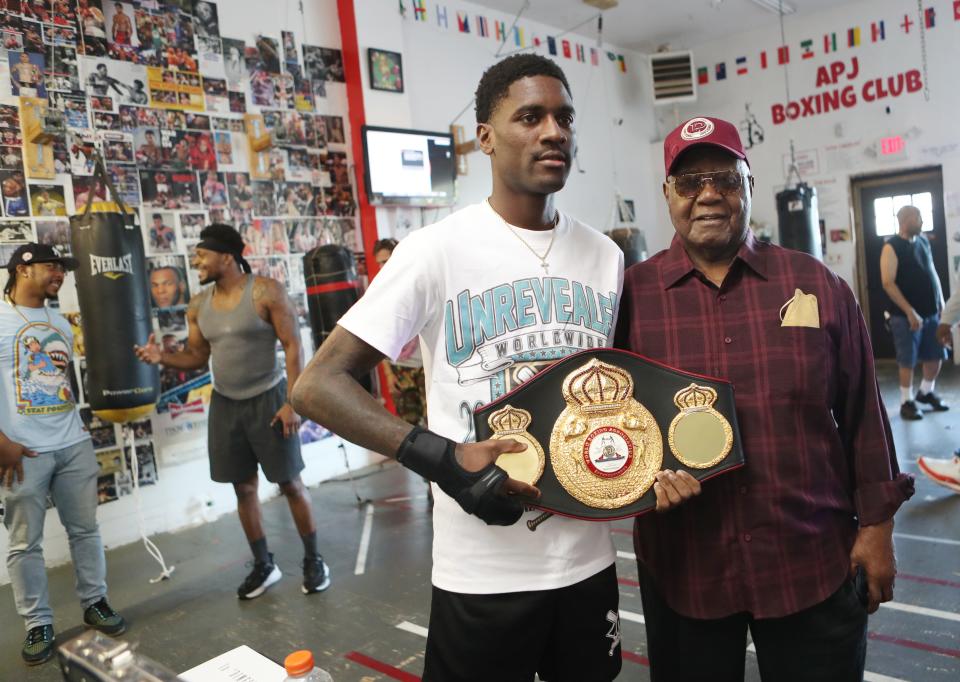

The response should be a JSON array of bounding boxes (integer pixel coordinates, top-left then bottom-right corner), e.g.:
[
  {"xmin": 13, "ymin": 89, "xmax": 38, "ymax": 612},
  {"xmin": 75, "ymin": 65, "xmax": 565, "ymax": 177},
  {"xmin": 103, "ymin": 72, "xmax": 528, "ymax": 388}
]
[{"xmin": 395, "ymin": 426, "xmax": 540, "ymax": 526}]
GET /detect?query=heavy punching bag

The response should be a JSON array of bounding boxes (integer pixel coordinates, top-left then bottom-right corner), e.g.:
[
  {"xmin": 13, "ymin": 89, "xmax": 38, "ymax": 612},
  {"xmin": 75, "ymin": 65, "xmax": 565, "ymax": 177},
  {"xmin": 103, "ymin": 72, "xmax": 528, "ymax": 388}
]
[
  {"xmin": 303, "ymin": 244, "xmax": 371, "ymax": 393},
  {"xmin": 776, "ymin": 182, "xmax": 823, "ymax": 260},
  {"xmin": 604, "ymin": 228, "xmax": 648, "ymax": 268},
  {"xmin": 71, "ymin": 157, "xmax": 159, "ymax": 423},
  {"xmin": 303, "ymin": 244, "xmax": 360, "ymax": 350}
]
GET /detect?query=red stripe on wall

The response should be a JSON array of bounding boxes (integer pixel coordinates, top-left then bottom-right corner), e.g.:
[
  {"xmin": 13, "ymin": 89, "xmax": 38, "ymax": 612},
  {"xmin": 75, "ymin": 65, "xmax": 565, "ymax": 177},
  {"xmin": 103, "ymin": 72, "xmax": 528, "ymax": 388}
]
[
  {"xmin": 333, "ymin": 0, "xmax": 396, "ymax": 415},
  {"xmin": 335, "ymin": 0, "xmax": 379, "ymax": 278}
]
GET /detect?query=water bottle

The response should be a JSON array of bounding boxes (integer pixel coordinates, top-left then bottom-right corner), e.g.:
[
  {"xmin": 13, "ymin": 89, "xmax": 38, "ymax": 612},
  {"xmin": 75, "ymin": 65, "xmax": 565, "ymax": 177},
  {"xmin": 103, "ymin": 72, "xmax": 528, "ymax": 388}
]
[{"xmin": 283, "ymin": 650, "xmax": 333, "ymax": 681}]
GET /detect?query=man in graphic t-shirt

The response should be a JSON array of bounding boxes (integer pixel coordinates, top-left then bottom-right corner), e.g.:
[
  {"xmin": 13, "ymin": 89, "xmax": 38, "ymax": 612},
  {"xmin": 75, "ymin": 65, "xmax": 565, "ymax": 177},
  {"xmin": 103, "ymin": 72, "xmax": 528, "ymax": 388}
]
[
  {"xmin": 0, "ymin": 244, "xmax": 125, "ymax": 667},
  {"xmin": 292, "ymin": 55, "xmax": 695, "ymax": 681}
]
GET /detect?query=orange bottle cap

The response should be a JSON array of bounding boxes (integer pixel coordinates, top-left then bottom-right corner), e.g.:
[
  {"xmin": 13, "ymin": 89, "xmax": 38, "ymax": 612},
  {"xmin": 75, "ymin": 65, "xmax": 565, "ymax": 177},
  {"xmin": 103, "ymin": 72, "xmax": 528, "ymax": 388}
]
[{"xmin": 284, "ymin": 650, "xmax": 314, "ymax": 675}]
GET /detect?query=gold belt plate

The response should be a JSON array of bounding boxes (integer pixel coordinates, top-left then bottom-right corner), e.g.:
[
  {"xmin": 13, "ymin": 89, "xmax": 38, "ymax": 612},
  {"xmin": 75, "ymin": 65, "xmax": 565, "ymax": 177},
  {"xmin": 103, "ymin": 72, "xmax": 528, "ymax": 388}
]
[
  {"xmin": 668, "ymin": 384, "xmax": 734, "ymax": 468},
  {"xmin": 549, "ymin": 358, "xmax": 662, "ymax": 509},
  {"xmin": 489, "ymin": 404, "xmax": 546, "ymax": 486}
]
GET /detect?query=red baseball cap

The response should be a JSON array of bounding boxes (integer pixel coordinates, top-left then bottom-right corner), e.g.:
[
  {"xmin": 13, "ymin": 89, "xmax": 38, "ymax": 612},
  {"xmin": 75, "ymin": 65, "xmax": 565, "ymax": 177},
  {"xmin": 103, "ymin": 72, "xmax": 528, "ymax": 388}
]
[{"xmin": 663, "ymin": 116, "xmax": 748, "ymax": 178}]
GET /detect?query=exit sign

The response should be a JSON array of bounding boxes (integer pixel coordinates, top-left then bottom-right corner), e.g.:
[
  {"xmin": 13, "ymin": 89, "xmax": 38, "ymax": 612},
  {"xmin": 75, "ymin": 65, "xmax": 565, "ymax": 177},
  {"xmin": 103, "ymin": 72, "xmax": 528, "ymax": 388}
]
[{"xmin": 880, "ymin": 135, "xmax": 905, "ymax": 155}]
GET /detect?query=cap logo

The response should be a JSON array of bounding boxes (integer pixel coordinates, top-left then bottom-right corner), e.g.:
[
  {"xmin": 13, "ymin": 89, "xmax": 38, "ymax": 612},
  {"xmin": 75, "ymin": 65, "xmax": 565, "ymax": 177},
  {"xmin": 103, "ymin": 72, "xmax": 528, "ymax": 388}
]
[
  {"xmin": 22, "ymin": 252, "xmax": 32, "ymax": 262},
  {"xmin": 680, "ymin": 118, "xmax": 715, "ymax": 141}
]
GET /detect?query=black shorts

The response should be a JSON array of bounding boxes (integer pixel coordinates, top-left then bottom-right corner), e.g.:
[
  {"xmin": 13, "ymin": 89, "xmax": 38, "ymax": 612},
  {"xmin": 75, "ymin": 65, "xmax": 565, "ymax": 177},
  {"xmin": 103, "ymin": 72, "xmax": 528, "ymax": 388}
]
[
  {"xmin": 423, "ymin": 563, "xmax": 622, "ymax": 682},
  {"xmin": 208, "ymin": 380, "xmax": 304, "ymax": 484}
]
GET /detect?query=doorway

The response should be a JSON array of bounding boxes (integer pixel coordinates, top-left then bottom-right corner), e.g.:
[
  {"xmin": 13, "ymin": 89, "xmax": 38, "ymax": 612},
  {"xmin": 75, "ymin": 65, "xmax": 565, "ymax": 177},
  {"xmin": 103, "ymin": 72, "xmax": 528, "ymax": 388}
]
[{"xmin": 852, "ymin": 167, "xmax": 950, "ymax": 360}]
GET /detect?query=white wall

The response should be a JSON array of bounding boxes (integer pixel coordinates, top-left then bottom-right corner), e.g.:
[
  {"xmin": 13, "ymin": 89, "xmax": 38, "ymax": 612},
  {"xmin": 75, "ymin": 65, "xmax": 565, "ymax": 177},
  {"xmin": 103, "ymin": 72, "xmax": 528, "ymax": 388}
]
[
  {"xmin": 653, "ymin": 0, "xmax": 957, "ymax": 291},
  {"xmin": 0, "ymin": 0, "xmax": 388, "ymax": 586},
  {"xmin": 355, "ymin": 0, "xmax": 660, "ymax": 244}
]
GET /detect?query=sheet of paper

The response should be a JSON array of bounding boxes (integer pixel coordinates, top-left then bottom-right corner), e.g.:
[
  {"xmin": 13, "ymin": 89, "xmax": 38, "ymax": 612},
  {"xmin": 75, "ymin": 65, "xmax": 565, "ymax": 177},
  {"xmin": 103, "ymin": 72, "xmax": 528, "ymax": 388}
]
[{"xmin": 180, "ymin": 645, "xmax": 287, "ymax": 682}]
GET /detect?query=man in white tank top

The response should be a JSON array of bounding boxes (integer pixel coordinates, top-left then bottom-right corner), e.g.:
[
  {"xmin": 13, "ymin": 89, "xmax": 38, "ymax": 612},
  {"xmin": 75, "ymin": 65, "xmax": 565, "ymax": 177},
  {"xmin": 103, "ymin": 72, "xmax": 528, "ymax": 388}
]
[{"xmin": 135, "ymin": 224, "xmax": 330, "ymax": 599}]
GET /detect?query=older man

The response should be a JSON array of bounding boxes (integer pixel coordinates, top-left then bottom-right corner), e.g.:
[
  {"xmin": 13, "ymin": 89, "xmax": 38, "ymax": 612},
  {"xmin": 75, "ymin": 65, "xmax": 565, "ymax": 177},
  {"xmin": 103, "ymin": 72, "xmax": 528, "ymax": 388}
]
[{"xmin": 614, "ymin": 116, "xmax": 914, "ymax": 682}]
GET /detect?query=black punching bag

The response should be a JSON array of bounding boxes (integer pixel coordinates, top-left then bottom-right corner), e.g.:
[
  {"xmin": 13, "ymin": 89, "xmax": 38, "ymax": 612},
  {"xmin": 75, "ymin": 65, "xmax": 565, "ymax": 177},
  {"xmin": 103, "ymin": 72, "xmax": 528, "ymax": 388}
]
[
  {"xmin": 303, "ymin": 244, "xmax": 360, "ymax": 350},
  {"xmin": 303, "ymin": 244, "xmax": 371, "ymax": 393},
  {"xmin": 776, "ymin": 183, "xmax": 822, "ymax": 259},
  {"xmin": 71, "ymin": 159, "xmax": 159, "ymax": 423},
  {"xmin": 605, "ymin": 228, "xmax": 647, "ymax": 268}
]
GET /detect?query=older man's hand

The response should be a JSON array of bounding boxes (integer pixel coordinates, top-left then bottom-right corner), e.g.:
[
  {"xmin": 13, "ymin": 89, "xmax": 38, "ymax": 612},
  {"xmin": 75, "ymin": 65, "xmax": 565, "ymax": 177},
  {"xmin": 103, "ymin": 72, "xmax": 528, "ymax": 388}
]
[
  {"xmin": 653, "ymin": 470, "xmax": 702, "ymax": 512},
  {"xmin": 849, "ymin": 518, "xmax": 896, "ymax": 614}
]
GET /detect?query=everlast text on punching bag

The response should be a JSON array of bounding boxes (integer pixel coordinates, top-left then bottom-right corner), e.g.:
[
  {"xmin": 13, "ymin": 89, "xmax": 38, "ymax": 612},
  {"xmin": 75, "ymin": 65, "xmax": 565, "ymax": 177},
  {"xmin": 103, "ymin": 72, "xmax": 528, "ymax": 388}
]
[
  {"xmin": 71, "ymin": 155, "xmax": 159, "ymax": 423},
  {"xmin": 776, "ymin": 182, "xmax": 823, "ymax": 260}
]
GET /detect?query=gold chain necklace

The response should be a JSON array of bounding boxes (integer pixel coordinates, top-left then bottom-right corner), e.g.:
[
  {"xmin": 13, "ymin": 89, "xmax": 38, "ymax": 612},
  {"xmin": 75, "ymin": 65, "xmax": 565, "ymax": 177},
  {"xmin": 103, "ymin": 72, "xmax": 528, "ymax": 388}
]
[
  {"xmin": 488, "ymin": 200, "xmax": 560, "ymax": 275},
  {"xmin": 6, "ymin": 296, "xmax": 51, "ymax": 326}
]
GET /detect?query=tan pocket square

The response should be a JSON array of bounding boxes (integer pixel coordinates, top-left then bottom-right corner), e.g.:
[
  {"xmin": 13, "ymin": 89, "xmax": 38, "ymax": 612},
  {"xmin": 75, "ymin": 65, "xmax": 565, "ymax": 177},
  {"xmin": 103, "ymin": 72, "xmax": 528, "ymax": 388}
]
[{"xmin": 780, "ymin": 288, "xmax": 820, "ymax": 328}]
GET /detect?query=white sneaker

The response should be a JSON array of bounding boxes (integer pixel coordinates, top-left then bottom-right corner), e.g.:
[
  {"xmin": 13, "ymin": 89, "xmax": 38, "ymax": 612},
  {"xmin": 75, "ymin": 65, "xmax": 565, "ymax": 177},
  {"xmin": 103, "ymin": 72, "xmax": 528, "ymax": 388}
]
[{"xmin": 917, "ymin": 455, "xmax": 960, "ymax": 494}]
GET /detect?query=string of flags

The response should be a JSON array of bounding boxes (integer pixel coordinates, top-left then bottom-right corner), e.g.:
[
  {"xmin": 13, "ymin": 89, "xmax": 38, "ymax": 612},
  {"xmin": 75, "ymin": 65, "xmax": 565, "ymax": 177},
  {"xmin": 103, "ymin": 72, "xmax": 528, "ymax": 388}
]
[
  {"xmin": 698, "ymin": 1, "xmax": 960, "ymax": 86},
  {"xmin": 398, "ymin": 0, "xmax": 627, "ymax": 73}
]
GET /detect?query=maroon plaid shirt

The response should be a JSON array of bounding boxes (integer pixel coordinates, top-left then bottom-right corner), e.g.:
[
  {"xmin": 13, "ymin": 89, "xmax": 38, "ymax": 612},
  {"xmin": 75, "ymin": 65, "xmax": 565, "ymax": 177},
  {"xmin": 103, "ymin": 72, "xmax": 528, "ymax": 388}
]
[{"xmin": 614, "ymin": 232, "xmax": 914, "ymax": 620}]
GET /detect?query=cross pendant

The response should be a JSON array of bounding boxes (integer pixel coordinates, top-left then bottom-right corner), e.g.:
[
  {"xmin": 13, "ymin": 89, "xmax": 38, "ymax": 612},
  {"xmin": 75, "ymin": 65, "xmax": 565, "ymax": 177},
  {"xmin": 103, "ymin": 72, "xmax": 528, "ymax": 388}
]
[{"xmin": 541, "ymin": 261, "xmax": 549, "ymax": 275}]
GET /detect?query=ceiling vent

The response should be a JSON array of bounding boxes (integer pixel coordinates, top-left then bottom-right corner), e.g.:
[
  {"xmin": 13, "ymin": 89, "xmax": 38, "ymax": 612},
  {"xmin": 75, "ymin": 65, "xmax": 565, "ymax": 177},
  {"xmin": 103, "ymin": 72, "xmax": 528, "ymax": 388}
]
[{"xmin": 649, "ymin": 50, "xmax": 697, "ymax": 105}]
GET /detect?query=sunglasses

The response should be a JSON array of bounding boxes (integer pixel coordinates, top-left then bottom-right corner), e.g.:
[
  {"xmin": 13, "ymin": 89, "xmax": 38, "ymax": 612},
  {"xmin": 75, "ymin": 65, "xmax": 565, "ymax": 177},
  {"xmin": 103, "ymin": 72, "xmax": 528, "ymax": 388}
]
[{"xmin": 668, "ymin": 170, "xmax": 750, "ymax": 198}]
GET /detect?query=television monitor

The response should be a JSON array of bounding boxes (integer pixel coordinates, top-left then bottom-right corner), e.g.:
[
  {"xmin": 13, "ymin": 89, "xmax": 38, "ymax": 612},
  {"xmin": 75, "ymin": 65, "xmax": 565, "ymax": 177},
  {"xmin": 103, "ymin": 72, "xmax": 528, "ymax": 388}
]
[{"xmin": 362, "ymin": 125, "xmax": 456, "ymax": 207}]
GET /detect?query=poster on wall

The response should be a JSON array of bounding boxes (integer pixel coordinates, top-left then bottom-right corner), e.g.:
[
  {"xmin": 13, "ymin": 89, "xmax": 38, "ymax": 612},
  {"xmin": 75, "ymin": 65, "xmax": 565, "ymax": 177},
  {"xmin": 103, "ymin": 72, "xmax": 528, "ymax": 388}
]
[
  {"xmin": 221, "ymin": 36, "xmax": 245, "ymax": 86},
  {"xmin": 302, "ymin": 45, "xmax": 344, "ymax": 82},
  {"xmin": 147, "ymin": 254, "xmax": 190, "ymax": 308},
  {"xmin": 49, "ymin": 90, "xmax": 90, "ymax": 127},
  {"xmin": 0, "ymin": 0, "xmax": 361, "ymax": 499},
  {"xmin": 28, "ymin": 184, "xmax": 67, "ymax": 216},
  {"xmin": 139, "ymin": 169, "xmax": 201, "ymax": 209},
  {"xmin": 147, "ymin": 66, "xmax": 203, "ymax": 111},
  {"xmin": 9, "ymin": 50, "xmax": 46, "ymax": 97},
  {"xmin": 83, "ymin": 56, "xmax": 148, "ymax": 104},
  {"xmin": 77, "ymin": 0, "xmax": 109, "ymax": 56},
  {"xmin": 193, "ymin": 0, "xmax": 220, "ymax": 58}
]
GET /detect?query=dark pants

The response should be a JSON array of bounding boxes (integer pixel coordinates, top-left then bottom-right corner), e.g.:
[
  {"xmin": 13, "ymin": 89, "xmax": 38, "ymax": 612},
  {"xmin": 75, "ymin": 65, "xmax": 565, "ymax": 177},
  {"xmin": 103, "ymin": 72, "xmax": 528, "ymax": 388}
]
[
  {"xmin": 423, "ymin": 564, "xmax": 622, "ymax": 682},
  {"xmin": 639, "ymin": 565, "xmax": 867, "ymax": 682}
]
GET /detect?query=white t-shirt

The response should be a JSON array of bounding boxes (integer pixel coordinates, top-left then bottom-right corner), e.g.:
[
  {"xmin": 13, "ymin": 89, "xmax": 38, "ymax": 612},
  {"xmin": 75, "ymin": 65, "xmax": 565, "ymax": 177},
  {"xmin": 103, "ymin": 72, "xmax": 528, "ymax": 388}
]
[
  {"xmin": 0, "ymin": 300, "xmax": 87, "ymax": 452},
  {"xmin": 339, "ymin": 201, "xmax": 624, "ymax": 594}
]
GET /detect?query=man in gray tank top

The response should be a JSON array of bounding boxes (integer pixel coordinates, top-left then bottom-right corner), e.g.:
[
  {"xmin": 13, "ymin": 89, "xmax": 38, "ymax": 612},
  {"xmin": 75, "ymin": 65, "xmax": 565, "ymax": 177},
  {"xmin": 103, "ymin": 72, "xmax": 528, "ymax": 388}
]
[{"xmin": 135, "ymin": 224, "xmax": 330, "ymax": 598}]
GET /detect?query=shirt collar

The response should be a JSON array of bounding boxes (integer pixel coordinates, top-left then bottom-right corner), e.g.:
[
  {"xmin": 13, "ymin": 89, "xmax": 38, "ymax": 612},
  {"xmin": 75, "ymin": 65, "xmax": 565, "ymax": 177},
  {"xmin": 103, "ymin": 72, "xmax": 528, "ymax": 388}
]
[{"xmin": 660, "ymin": 229, "xmax": 768, "ymax": 289}]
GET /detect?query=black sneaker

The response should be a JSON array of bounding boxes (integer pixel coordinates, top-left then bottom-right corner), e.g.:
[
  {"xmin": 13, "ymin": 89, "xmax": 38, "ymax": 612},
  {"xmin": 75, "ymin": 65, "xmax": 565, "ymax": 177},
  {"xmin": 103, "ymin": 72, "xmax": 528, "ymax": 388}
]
[
  {"xmin": 22, "ymin": 624, "xmax": 54, "ymax": 666},
  {"xmin": 916, "ymin": 391, "xmax": 949, "ymax": 411},
  {"xmin": 900, "ymin": 400, "xmax": 923, "ymax": 420},
  {"xmin": 238, "ymin": 553, "xmax": 282, "ymax": 600},
  {"xmin": 302, "ymin": 555, "xmax": 331, "ymax": 594},
  {"xmin": 83, "ymin": 598, "xmax": 126, "ymax": 636}
]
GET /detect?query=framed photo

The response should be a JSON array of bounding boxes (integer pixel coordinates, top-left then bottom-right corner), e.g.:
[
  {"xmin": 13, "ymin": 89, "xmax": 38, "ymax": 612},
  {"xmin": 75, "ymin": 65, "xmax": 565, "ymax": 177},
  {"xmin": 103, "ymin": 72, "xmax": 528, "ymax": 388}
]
[{"xmin": 368, "ymin": 48, "xmax": 403, "ymax": 93}]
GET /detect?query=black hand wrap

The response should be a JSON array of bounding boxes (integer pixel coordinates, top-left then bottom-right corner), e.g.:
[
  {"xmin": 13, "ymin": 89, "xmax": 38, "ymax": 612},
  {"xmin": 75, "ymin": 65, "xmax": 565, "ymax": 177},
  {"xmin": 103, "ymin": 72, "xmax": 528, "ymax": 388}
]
[{"xmin": 395, "ymin": 426, "xmax": 523, "ymax": 526}]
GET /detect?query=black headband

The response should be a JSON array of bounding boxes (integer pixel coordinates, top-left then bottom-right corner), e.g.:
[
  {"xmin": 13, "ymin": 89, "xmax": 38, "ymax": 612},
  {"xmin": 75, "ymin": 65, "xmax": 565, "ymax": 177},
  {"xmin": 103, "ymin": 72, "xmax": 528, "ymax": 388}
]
[{"xmin": 197, "ymin": 238, "xmax": 251, "ymax": 273}]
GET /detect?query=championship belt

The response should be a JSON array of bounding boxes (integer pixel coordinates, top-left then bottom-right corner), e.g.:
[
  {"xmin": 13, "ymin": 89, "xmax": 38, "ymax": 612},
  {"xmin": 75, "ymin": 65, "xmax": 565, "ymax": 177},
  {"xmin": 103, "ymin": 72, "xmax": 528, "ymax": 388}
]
[{"xmin": 473, "ymin": 349, "xmax": 744, "ymax": 527}]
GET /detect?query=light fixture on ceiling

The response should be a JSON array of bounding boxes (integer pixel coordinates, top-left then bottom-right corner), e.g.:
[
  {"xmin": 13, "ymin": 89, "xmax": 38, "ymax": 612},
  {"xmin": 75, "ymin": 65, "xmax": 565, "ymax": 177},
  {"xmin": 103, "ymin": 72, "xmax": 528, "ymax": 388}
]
[
  {"xmin": 747, "ymin": 0, "xmax": 796, "ymax": 15},
  {"xmin": 582, "ymin": 0, "xmax": 619, "ymax": 10}
]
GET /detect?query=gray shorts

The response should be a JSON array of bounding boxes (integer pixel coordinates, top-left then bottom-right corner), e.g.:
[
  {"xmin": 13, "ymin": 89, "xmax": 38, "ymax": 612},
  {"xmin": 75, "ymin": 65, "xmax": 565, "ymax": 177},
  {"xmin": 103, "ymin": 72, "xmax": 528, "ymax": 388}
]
[{"xmin": 208, "ymin": 380, "xmax": 304, "ymax": 484}]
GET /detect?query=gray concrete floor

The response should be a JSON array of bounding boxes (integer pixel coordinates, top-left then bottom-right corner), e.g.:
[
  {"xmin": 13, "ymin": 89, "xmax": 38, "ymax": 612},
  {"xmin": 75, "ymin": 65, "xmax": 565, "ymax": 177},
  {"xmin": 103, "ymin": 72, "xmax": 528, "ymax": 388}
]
[{"xmin": 1, "ymin": 360, "xmax": 958, "ymax": 681}]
